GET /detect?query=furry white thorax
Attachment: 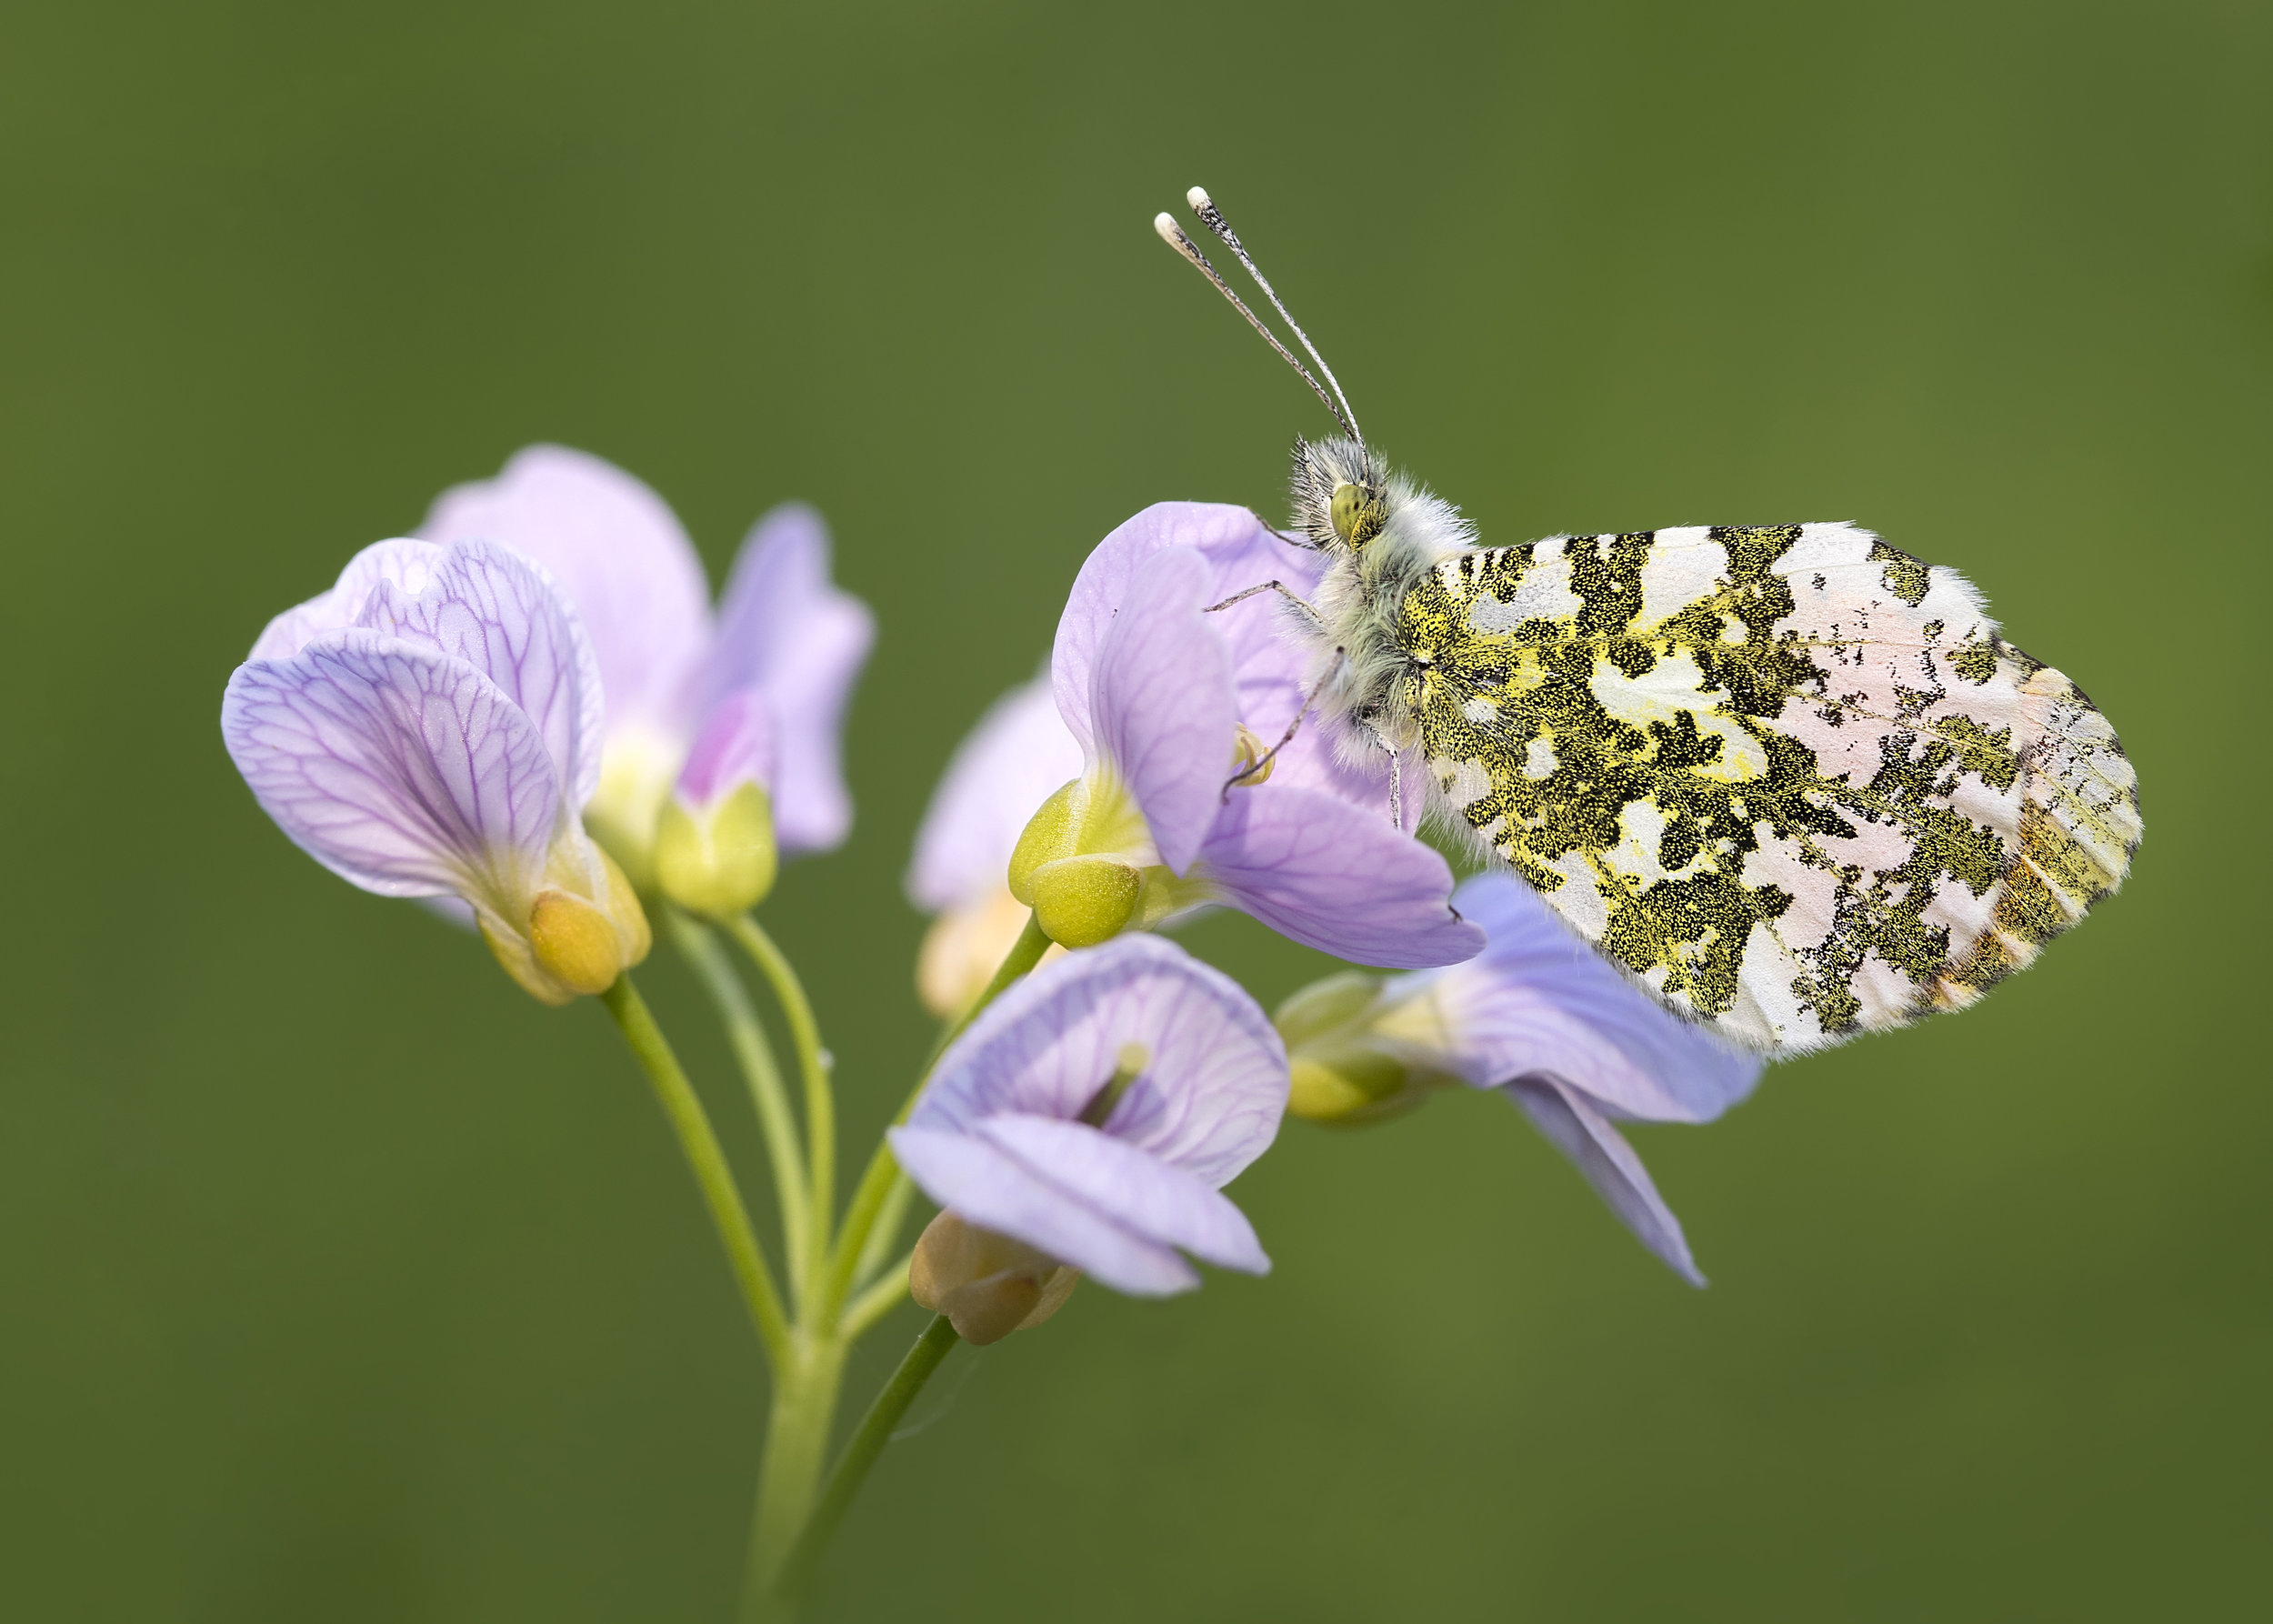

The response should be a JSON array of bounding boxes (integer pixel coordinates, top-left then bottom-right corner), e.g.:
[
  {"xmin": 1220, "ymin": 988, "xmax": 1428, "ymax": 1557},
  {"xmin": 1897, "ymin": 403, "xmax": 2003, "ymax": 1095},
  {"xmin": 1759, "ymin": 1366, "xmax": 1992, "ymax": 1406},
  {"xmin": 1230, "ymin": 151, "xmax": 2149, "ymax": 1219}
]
[{"xmin": 1285, "ymin": 436, "xmax": 1471, "ymax": 768}]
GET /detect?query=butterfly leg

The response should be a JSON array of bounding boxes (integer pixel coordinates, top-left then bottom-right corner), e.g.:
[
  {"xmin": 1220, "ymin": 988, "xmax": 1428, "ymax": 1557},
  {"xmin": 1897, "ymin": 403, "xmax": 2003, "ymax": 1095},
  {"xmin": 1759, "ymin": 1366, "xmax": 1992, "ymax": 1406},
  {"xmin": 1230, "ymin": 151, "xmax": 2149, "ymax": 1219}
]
[
  {"xmin": 1205, "ymin": 579, "xmax": 1328, "ymax": 633},
  {"xmin": 1222, "ymin": 645, "xmax": 1345, "ymax": 801}
]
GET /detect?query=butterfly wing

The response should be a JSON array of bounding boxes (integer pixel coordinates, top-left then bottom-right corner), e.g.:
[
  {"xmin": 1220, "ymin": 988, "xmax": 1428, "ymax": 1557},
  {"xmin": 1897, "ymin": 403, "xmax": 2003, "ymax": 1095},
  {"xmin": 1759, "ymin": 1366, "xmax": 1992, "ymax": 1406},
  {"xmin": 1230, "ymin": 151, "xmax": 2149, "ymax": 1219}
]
[{"xmin": 1401, "ymin": 524, "xmax": 2139, "ymax": 1053}]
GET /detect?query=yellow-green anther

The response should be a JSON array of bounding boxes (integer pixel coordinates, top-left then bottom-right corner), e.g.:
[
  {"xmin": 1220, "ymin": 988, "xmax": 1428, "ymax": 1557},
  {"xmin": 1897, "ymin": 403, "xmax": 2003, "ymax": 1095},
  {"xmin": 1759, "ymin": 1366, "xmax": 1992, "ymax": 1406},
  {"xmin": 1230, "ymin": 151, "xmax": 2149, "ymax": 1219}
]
[
  {"xmin": 1227, "ymin": 722, "xmax": 1277, "ymax": 788},
  {"xmin": 1029, "ymin": 854, "xmax": 1143, "ymax": 948},
  {"xmin": 656, "ymin": 781, "xmax": 777, "ymax": 915},
  {"xmin": 1007, "ymin": 778, "xmax": 1084, "ymax": 905}
]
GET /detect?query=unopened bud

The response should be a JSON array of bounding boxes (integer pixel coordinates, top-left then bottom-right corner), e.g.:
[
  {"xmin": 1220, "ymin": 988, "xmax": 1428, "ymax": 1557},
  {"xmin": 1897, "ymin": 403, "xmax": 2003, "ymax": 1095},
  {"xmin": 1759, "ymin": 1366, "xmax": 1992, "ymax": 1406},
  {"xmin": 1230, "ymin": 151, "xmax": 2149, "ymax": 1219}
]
[
  {"xmin": 1029, "ymin": 854, "xmax": 1143, "ymax": 948},
  {"xmin": 1274, "ymin": 971, "xmax": 1443, "ymax": 1125},
  {"xmin": 1006, "ymin": 778, "xmax": 1083, "ymax": 905},
  {"xmin": 529, "ymin": 890, "xmax": 631, "ymax": 997},
  {"xmin": 486, "ymin": 839, "xmax": 651, "ymax": 1005},
  {"xmin": 656, "ymin": 780, "xmax": 777, "ymax": 915},
  {"xmin": 909, "ymin": 1211, "xmax": 1081, "ymax": 1346},
  {"xmin": 1287, "ymin": 1047, "xmax": 1427, "ymax": 1124}
]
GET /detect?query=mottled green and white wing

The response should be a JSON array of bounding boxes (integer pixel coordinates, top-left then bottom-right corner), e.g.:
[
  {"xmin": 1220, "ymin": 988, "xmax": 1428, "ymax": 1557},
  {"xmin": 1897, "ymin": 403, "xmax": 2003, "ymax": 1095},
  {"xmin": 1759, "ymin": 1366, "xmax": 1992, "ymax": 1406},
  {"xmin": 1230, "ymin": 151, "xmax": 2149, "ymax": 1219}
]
[{"xmin": 1399, "ymin": 524, "xmax": 2139, "ymax": 1053}]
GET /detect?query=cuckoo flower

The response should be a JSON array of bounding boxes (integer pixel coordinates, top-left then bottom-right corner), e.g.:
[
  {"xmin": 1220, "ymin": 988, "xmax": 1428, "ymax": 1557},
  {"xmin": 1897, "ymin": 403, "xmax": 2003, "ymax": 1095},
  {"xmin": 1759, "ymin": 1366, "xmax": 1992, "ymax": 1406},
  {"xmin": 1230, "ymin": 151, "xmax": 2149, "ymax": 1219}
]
[
  {"xmin": 906, "ymin": 673, "xmax": 1084, "ymax": 1016},
  {"xmin": 1276, "ymin": 873, "xmax": 1766, "ymax": 1284},
  {"xmin": 222, "ymin": 537, "xmax": 649, "ymax": 1004},
  {"xmin": 419, "ymin": 445, "xmax": 873, "ymax": 890},
  {"xmin": 1010, "ymin": 504, "xmax": 1484, "ymax": 967},
  {"xmin": 890, "ymin": 935, "xmax": 1287, "ymax": 1340}
]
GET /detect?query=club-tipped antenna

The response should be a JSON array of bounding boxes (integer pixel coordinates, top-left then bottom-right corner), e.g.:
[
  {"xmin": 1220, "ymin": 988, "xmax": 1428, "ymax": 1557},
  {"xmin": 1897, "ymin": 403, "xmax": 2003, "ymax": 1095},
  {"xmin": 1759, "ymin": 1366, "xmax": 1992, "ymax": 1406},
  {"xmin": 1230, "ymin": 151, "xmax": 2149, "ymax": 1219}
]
[
  {"xmin": 1186, "ymin": 185, "xmax": 1363, "ymax": 446},
  {"xmin": 1154, "ymin": 210, "xmax": 1363, "ymax": 445}
]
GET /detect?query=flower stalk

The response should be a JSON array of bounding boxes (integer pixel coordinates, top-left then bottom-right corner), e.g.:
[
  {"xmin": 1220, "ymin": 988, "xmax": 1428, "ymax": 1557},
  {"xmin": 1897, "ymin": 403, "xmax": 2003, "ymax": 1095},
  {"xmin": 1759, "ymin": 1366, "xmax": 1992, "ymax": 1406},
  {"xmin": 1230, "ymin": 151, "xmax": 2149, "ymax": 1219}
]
[
  {"xmin": 725, "ymin": 912, "xmax": 837, "ymax": 1312},
  {"xmin": 598, "ymin": 975, "xmax": 791, "ymax": 1367},
  {"xmin": 666, "ymin": 909, "xmax": 811, "ymax": 1288},
  {"xmin": 771, "ymin": 1315, "xmax": 962, "ymax": 1609}
]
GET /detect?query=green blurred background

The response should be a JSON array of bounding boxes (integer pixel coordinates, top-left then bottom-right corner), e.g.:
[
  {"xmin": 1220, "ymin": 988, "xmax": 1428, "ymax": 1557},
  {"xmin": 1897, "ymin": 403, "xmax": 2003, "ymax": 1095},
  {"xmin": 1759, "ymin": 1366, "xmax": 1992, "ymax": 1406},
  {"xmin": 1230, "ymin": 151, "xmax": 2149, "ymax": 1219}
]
[{"xmin": 4, "ymin": 1, "xmax": 2267, "ymax": 1618}]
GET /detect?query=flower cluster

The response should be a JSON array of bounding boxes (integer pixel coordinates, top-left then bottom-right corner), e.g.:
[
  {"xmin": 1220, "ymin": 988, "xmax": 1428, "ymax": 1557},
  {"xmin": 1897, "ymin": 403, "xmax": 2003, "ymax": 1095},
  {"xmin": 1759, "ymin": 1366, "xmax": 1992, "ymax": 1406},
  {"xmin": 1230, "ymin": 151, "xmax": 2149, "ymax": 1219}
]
[
  {"xmin": 421, "ymin": 446, "xmax": 873, "ymax": 908},
  {"xmin": 220, "ymin": 446, "xmax": 1790, "ymax": 1600}
]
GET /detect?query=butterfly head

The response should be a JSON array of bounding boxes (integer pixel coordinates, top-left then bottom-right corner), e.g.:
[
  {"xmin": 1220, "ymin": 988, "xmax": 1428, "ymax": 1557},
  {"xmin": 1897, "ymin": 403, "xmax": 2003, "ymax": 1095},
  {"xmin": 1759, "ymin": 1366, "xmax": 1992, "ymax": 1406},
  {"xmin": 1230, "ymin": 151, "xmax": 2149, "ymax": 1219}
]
[{"xmin": 1292, "ymin": 436, "xmax": 1389, "ymax": 553}]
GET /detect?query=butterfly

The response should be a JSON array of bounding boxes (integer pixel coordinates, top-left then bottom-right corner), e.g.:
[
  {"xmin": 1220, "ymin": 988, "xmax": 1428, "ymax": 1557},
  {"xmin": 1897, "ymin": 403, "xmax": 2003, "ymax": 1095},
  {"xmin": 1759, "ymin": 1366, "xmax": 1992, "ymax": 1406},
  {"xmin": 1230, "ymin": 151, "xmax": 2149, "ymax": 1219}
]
[{"xmin": 1156, "ymin": 187, "xmax": 2139, "ymax": 1054}]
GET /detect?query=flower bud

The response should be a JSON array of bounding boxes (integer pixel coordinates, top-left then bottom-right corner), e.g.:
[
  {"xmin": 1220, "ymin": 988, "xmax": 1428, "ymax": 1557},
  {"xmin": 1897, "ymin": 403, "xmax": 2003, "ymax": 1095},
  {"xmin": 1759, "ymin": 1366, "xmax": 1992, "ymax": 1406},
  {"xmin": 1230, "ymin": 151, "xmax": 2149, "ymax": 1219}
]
[
  {"xmin": 908, "ymin": 1211, "xmax": 1081, "ymax": 1345},
  {"xmin": 1274, "ymin": 970, "xmax": 1447, "ymax": 1125},
  {"xmin": 483, "ymin": 837, "xmax": 653, "ymax": 1005},
  {"xmin": 1006, "ymin": 778, "xmax": 1083, "ymax": 905},
  {"xmin": 656, "ymin": 780, "xmax": 778, "ymax": 915},
  {"xmin": 1029, "ymin": 854, "xmax": 1144, "ymax": 948}
]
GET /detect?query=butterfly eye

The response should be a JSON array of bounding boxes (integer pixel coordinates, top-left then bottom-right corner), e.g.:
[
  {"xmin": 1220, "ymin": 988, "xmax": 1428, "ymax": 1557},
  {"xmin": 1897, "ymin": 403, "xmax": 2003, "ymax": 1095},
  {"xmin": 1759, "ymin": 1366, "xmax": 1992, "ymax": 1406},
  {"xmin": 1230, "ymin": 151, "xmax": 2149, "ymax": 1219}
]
[{"xmin": 1330, "ymin": 481, "xmax": 1385, "ymax": 546}]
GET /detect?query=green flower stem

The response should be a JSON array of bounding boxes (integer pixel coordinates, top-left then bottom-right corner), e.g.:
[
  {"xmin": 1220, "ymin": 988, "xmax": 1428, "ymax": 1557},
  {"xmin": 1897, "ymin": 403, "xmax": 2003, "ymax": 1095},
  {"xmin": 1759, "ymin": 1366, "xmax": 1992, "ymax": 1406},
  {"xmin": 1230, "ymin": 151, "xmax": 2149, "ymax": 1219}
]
[
  {"xmin": 824, "ymin": 914, "xmax": 1051, "ymax": 1315},
  {"xmin": 600, "ymin": 975, "xmax": 791, "ymax": 1368},
  {"xmin": 850, "ymin": 1170, "xmax": 916, "ymax": 1290},
  {"xmin": 726, "ymin": 914, "xmax": 836, "ymax": 1318},
  {"xmin": 840, "ymin": 1254, "xmax": 911, "ymax": 1343},
  {"xmin": 665, "ymin": 909, "xmax": 810, "ymax": 1292},
  {"xmin": 772, "ymin": 1315, "xmax": 961, "ymax": 1607},
  {"xmin": 745, "ymin": 1334, "xmax": 848, "ymax": 1622}
]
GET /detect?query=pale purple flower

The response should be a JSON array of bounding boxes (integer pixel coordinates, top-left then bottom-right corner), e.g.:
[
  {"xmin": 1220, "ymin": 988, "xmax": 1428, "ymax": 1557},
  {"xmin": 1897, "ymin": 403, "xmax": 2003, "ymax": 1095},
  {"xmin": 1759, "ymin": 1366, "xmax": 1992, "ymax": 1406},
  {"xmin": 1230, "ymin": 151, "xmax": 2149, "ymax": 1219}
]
[
  {"xmin": 905, "ymin": 673, "xmax": 1085, "ymax": 1015},
  {"xmin": 418, "ymin": 445, "xmax": 873, "ymax": 877},
  {"xmin": 1030, "ymin": 505, "xmax": 1482, "ymax": 967},
  {"xmin": 222, "ymin": 537, "xmax": 648, "ymax": 1003},
  {"xmin": 891, "ymin": 935, "xmax": 1287, "ymax": 1296},
  {"xmin": 1285, "ymin": 873, "xmax": 1766, "ymax": 1284}
]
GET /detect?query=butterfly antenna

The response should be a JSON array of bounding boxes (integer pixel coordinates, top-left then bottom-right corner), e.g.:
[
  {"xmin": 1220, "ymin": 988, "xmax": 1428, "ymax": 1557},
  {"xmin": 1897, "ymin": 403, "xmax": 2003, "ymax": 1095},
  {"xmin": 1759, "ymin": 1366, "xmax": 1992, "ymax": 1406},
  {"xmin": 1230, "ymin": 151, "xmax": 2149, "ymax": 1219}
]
[
  {"xmin": 1154, "ymin": 210, "xmax": 1363, "ymax": 445},
  {"xmin": 1186, "ymin": 185, "xmax": 1363, "ymax": 447}
]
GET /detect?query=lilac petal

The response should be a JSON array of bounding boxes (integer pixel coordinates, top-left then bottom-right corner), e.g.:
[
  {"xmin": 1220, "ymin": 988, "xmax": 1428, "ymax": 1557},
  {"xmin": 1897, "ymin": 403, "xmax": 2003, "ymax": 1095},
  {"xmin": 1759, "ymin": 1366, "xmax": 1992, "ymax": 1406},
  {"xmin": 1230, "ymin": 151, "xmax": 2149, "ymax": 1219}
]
[
  {"xmin": 906, "ymin": 673, "xmax": 1086, "ymax": 912},
  {"xmin": 974, "ymin": 1115, "xmax": 1268, "ymax": 1275},
  {"xmin": 249, "ymin": 539, "xmax": 445, "ymax": 662},
  {"xmin": 222, "ymin": 630, "xmax": 559, "ymax": 901},
  {"xmin": 1053, "ymin": 502, "xmax": 1387, "ymax": 813},
  {"xmin": 888, "ymin": 1125, "xmax": 1198, "ymax": 1294},
  {"xmin": 1194, "ymin": 785, "xmax": 1486, "ymax": 969},
  {"xmin": 912, "ymin": 934, "xmax": 1287, "ymax": 1188},
  {"xmin": 708, "ymin": 504, "xmax": 875, "ymax": 853},
  {"xmin": 1505, "ymin": 1076, "xmax": 1705, "ymax": 1287},
  {"xmin": 677, "ymin": 686, "xmax": 777, "ymax": 807},
  {"xmin": 357, "ymin": 540, "xmax": 606, "ymax": 809},
  {"xmin": 420, "ymin": 446, "xmax": 713, "ymax": 734},
  {"xmin": 1401, "ymin": 875, "xmax": 1764, "ymax": 1124},
  {"xmin": 1088, "ymin": 547, "xmax": 1236, "ymax": 874}
]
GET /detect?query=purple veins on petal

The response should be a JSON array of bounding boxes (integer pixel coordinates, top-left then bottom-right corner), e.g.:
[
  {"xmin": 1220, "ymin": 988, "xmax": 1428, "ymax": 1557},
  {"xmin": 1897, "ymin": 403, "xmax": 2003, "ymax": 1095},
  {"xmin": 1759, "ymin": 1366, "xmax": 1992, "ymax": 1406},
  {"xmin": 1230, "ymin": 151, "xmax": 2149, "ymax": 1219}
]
[
  {"xmin": 249, "ymin": 538, "xmax": 445, "ymax": 664},
  {"xmin": 1194, "ymin": 784, "xmax": 1487, "ymax": 970},
  {"xmin": 1084, "ymin": 546, "xmax": 1236, "ymax": 875},
  {"xmin": 221, "ymin": 630, "xmax": 560, "ymax": 902},
  {"xmin": 890, "ymin": 935, "xmax": 1289, "ymax": 1297},
  {"xmin": 355, "ymin": 540, "xmax": 606, "ymax": 810}
]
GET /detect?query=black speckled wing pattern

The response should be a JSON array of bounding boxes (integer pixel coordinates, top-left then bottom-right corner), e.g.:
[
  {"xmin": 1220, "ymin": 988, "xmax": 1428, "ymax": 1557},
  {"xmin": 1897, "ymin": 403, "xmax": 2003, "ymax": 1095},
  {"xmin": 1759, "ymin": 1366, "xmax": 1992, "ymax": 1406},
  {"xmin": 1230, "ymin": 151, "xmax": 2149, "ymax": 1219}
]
[{"xmin": 1397, "ymin": 523, "xmax": 2139, "ymax": 1052}]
